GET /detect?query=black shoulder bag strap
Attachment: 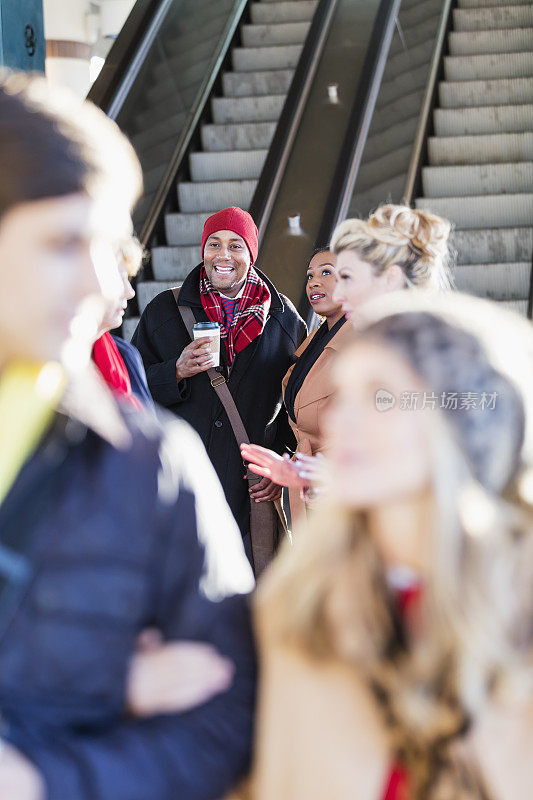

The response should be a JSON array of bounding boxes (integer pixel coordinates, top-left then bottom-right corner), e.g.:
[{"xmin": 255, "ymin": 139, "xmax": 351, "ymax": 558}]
[{"xmin": 172, "ymin": 287, "xmax": 289, "ymax": 575}]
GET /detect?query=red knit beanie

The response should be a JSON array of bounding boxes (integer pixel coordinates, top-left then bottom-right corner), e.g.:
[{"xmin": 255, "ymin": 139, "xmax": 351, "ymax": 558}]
[{"xmin": 201, "ymin": 207, "xmax": 258, "ymax": 265}]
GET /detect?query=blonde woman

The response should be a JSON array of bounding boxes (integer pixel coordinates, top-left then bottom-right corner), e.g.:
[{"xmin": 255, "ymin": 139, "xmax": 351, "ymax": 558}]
[
  {"xmin": 242, "ymin": 204, "xmax": 452, "ymax": 507},
  {"xmin": 251, "ymin": 293, "xmax": 533, "ymax": 800}
]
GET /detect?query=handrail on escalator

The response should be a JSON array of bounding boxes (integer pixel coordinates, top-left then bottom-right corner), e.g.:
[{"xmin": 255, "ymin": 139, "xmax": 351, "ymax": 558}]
[
  {"xmin": 249, "ymin": 0, "xmax": 341, "ymax": 244},
  {"xmin": 402, "ymin": 0, "xmax": 454, "ymax": 205},
  {"xmin": 314, "ymin": 0, "xmax": 401, "ymax": 252},
  {"xmin": 88, "ymin": 0, "xmax": 249, "ymax": 249},
  {"xmin": 87, "ymin": 0, "xmax": 163, "ymax": 116}
]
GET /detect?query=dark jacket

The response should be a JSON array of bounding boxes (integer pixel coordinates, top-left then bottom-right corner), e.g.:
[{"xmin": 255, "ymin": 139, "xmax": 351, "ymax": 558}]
[
  {"xmin": 0, "ymin": 369, "xmax": 255, "ymax": 800},
  {"xmin": 132, "ymin": 265, "xmax": 307, "ymax": 557},
  {"xmin": 112, "ymin": 333, "xmax": 154, "ymax": 409}
]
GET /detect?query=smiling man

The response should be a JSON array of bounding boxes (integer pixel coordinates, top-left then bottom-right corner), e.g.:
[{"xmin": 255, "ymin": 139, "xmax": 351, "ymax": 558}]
[{"xmin": 133, "ymin": 207, "xmax": 306, "ymax": 570}]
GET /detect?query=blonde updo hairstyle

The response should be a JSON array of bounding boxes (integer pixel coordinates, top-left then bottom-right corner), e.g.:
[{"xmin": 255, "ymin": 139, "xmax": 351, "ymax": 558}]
[{"xmin": 330, "ymin": 204, "xmax": 452, "ymax": 291}]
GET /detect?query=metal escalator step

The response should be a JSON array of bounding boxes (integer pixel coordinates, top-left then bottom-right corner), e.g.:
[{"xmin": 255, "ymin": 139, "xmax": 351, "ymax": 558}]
[
  {"xmin": 152, "ymin": 246, "xmax": 202, "ymax": 280},
  {"xmin": 451, "ymin": 227, "xmax": 533, "ymax": 265},
  {"xmin": 189, "ymin": 149, "xmax": 267, "ymax": 181},
  {"xmin": 453, "ymin": 262, "xmax": 530, "ymax": 301},
  {"xmin": 435, "ymin": 104, "xmax": 533, "ymax": 136},
  {"xmin": 250, "ymin": 2, "xmax": 317, "ymax": 25},
  {"xmin": 422, "ymin": 162, "xmax": 533, "ymax": 197},
  {"xmin": 439, "ymin": 77, "xmax": 533, "ymax": 108},
  {"xmin": 222, "ymin": 69, "xmax": 294, "ymax": 97},
  {"xmin": 414, "ymin": 193, "xmax": 533, "ymax": 228},
  {"xmin": 232, "ymin": 44, "xmax": 302, "ymax": 71},
  {"xmin": 165, "ymin": 212, "xmax": 217, "ymax": 246},
  {"xmin": 178, "ymin": 180, "xmax": 255, "ymax": 213},
  {"xmin": 137, "ymin": 281, "xmax": 183, "ymax": 313},
  {"xmin": 444, "ymin": 52, "xmax": 533, "ymax": 82},
  {"xmin": 458, "ymin": 0, "xmax": 532, "ymax": 6},
  {"xmin": 241, "ymin": 21, "xmax": 310, "ymax": 47},
  {"xmin": 449, "ymin": 28, "xmax": 533, "ymax": 56},
  {"xmin": 428, "ymin": 132, "xmax": 533, "ymax": 166},
  {"xmin": 211, "ymin": 94, "xmax": 285, "ymax": 124},
  {"xmin": 453, "ymin": 5, "xmax": 533, "ymax": 31},
  {"xmin": 201, "ymin": 121, "xmax": 276, "ymax": 152}
]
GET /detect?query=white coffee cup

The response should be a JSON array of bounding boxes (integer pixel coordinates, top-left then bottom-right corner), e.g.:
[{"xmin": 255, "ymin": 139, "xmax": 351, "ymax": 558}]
[{"xmin": 193, "ymin": 321, "xmax": 220, "ymax": 367}]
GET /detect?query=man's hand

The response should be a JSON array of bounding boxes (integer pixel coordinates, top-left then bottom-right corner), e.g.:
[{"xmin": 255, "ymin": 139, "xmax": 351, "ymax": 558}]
[
  {"xmin": 0, "ymin": 743, "xmax": 44, "ymax": 800},
  {"xmin": 248, "ymin": 476, "xmax": 283, "ymax": 503},
  {"xmin": 176, "ymin": 337, "xmax": 216, "ymax": 381}
]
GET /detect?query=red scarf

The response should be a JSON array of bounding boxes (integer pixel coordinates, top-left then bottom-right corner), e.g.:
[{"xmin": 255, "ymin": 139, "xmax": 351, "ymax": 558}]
[
  {"xmin": 92, "ymin": 332, "xmax": 142, "ymax": 410},
  {"xmin": 200, "ymin": 266, "xmax": 271, "ymax": 364}
]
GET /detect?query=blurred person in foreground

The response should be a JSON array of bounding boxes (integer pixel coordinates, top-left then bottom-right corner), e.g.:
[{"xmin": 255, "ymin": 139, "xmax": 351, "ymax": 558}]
[
  {"xmin": 92, "ymin": 235, "xmax": 153, "ymax": 409},
  {"xmin": 242, "ymin": 205, "xmax": 452, "ymax": 514},
  {"xmin": 249, "ymin": 292, "xmax": 533, "ymax": 800},
  {"xmin": 0, "ymin": 72, "xmax": 255, "ymax": 800}
]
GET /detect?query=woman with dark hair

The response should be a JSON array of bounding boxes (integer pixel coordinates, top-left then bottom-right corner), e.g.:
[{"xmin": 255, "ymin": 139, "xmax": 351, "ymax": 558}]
[
  {"xmin": 0, "ymin": 72, "xmax": 255, "ymax": 800},
  {"xmin": 242, "ymin": 248, "xmax": 350, "ymax": 523}
]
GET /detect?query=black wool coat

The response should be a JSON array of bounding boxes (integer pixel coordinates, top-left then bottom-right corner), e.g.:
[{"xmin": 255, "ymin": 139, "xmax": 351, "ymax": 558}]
[{"xmin": 132, "ymin": 265, "xmax": 307, "ymax": 556}]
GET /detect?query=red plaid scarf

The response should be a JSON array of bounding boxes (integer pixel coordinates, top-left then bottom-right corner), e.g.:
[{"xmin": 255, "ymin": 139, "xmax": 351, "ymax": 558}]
[{"xmin": 200, "ymin": 266, "xmax": 271, "ymax": 364}]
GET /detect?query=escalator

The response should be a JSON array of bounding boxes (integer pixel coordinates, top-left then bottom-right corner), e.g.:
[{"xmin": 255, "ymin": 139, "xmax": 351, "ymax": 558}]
[{"xmin": 89, "ymin": 0, "xmax": 533, "ymax": 336}]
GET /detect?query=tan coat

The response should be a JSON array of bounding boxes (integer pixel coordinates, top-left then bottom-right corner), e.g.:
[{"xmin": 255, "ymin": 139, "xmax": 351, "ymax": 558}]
[{"xmin": 281, "ymin": 321, "xmax": 353, "ymax": 523}]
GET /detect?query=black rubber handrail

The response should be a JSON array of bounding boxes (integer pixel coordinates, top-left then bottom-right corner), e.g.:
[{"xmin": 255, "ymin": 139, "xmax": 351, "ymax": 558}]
[
  {"xmin": 402, "ymin": 0, "xmax": 455, "ymax": 205},
  {"xmin": 137, "ymin": 0, "xmax": 248, "ymax": 247},
  {"xmin": 313, "ymin": 0, "xmax": 401, "ymax": 255},
  {"xmin": 248, "ymin": 0, "xmax": 340, "ymax": 243},
  {"xmin": 87, "ymin": 0, "xmax": 161, "ymax": 114}
]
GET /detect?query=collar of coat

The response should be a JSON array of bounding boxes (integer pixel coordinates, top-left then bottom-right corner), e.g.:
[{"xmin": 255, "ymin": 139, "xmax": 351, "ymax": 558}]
[
  {"xmin": 57, "ymin": 363, "xmax": 132, "ymax": 450},
  {"xmin": 177, "ymin": 263, "xmax": 284, "ymax": 313}
]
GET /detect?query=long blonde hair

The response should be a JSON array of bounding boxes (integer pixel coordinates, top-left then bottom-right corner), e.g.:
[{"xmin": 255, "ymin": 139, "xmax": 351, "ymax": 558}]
[
  {"xmin": 258, "ymin": 298, "xmax": 533, "ymax": 799},
  {"xmin": 330, "ymin": 204, "xmax": 453, "ymax": 291}
]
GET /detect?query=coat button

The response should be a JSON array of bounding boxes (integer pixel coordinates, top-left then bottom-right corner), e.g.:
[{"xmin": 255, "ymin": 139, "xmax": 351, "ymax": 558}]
[{"xmin": 214, "ymin": 420, "xmax": 223, "ymax": 428}]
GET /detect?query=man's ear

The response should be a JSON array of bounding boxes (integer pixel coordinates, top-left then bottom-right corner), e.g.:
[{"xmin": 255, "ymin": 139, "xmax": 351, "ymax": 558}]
[{"xmin": 384, "ymin": 264, "xmax": 405, "ymax": 291}]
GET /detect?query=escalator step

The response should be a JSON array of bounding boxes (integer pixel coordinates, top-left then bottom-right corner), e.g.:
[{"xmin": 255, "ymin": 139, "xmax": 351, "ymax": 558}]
[
  {"xmin": 434, "ymin": 103, "xmax": 533, "ymax": 136},
  {"xmin": 451, "ymin": 227, "xmax": 533, "ymax": 265},
  {"xmin": 422, "ymin": 161, "xmax": 533, "ymax": 197},
  {"xmin": 190, "ymin": 149, "xmax": 267, "ymax": 181},
  {"xmin": 222, "ymin": 69, "xmax": 294, "ymax": 97},
  {"xmin": 165, "ymin": 212, "xmax": 217, "ymax": 246},
  {"xmin": 428, "ymin": 132, "xmax": 533, "ymax": 166},
  {"xmin": 178, "ymin": 180, "xmax": 256, "ymax": 213},
  {"xmin": 250, "ymin": 1, "xmax": 317, "ymax": 25},
  {"xmin": 453, "ymin": 5, "xmax": 533, "ymax": 32},
  {"xmin": 152, "ymin": 246, "xmax": 202, "ymax": 280},
  {"xmin": 444, "ymin": 51, "xmax": 533, "ymax": 82},
  {"xmin": 415, "ymin": 193, "xmax": 533, "ymax": 228},
  {"xmin": 232, "ymin": 44, "xmax": 302, "ymax": 71},
  {"xmin": 439, "ymin": 77, "xmax": 533, "ymax": 108},
  {"xmin": 449, "ymin": 28, "xmax": 533, "ymax": 56},
  {"xmin": 453, "ymin": 262, "xmax": 530, "ymax": 301},
  {"xmin": 458, "ymin": 0, "xmax": 531, "ymax": 6},
  {"xmin": 201, "ymin": 121, "xmax": 276, "ymax": 152},
  {"xmin": 241, "ymin": 21, "xmax": 310, "ymax": 47},
  {"xmin": 211, "ymin": 94, "xmax": 285, "ymax": 124}
]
